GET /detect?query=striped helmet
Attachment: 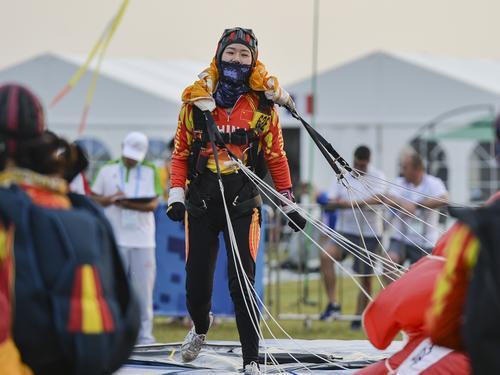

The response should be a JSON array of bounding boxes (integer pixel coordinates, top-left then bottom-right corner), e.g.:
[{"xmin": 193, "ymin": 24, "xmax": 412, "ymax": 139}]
[
  {"xmin": 0, "ymin": 83, "xmax": 45, "ymax": 156},
  {"xmin": 215, "ymin": 27, "xmax": 258, "ymax": 67}
]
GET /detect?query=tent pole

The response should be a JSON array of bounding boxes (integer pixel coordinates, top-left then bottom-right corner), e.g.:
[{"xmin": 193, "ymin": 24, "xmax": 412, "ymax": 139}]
[{"xmin": 302, "ymin": 0, "xmax": 320, "ymax": 307}]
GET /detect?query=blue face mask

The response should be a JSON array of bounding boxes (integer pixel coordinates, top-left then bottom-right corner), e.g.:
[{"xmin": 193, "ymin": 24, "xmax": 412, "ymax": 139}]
[{"xmin": 214, "ymin": 61, "xmax": 252, "ymax": 108}]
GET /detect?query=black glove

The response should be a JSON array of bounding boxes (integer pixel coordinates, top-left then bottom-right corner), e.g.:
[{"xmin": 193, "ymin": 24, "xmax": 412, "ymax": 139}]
[
  {"xmin": 287, "ymin": 210, "xmax": 307, "ymax": 232},
  {"xmin": 166, "ymin": 202, "xmax": 185, "ymax": 222},
  {"xmin": 278, "ymin": 188, "xmax": 307, "ymax": 232}
]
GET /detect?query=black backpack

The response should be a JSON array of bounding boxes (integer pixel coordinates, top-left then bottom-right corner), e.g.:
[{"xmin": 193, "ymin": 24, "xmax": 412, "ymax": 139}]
[
  {"xmin": 0, "ymin": 186, "xmax": 140, "ymax": 375},
  {"xmin": 451, "ymin": 200, "xmax": 500, "ymax": 374}
]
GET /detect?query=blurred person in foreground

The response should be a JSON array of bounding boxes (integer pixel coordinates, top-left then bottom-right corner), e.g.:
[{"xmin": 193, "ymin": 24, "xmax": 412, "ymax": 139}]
[
  {"xmin": 357, "ymin": 225, "xmax": 471, "ymax": 374},
  {"xmin": 425, "ymin": 116, "xmax": 500, "ymax": 373},
  {"xmin": 361, "ymin": 120, "xmax": 500, "ymax": 373},
  {"xmin": 92, "ymin": 131, "xmax": 162, "ymax": 345},
  {"xmin": 360, "ymin": 191, "xmax": 500, "ymax": 374},
  {"xmin": 166, "ymin": 27, "xmax": 306, "ymax": 374},
  {"xmin": 385, "ymin": 151, "xmax": 448, "ymax": 267},
  {"xmin": 0, "ymin": 83, "xmax": 139, "ymax": 374},
  {"xmin": 0, "ymin": 86, "xmax": 33, "ymax": 373},
  {"xmin": 318, "ymin": 145, "xmax": 385, "ymax": 329},
  {"xmin": 68, "ymin": 142, "xmax": 91, "ymax": 195}
]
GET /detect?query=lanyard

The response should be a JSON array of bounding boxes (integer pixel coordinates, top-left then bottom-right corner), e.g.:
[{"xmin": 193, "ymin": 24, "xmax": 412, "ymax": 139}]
[{"xmin": 119, "ymin": 163, "xmax": 141, "ymax": 197}]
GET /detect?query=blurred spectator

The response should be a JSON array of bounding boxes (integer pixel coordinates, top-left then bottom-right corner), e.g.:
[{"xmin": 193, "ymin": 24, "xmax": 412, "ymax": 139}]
[
  {"xmin": 91, "ymin": 131, "xmax": 162, "ymax": 345},
  {"xmin": 69, "ymin": 173, "xmax": 90, "ymax": 194},
  {"xmin": 425, "ymin": 119, "xmax": 500, "ymax": 374},
  {"xmin": 386, "ymin": 150, "xmax": 448, "ymax": 267},
  {"xmin": 67, "ymin": 141, "xmax": 91, "ymax": 195},
  {"xmin": 0, "ymin": 84, "xmax": 139, "ymax": 374},
  {"xmin": 316, "ymin": 190, "xmax": 338, "ymax": 271},
  {"xmin": 317, "ymin": 191, "xmax": 338, "ymax": 233},
  {"xmin": 318, "ymin": 145, "xmax": 385, "ymax": 329},
  {"xmin": 0, "ymin": 85, "xmax": 35, "ymax": 375}
]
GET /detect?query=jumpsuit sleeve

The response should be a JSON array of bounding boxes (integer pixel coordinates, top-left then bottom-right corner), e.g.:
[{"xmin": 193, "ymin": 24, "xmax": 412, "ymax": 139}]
[
  {"xmin": 170, "ymin": 104, "xmax": 194, "ymax": 189},
  {"xmin": 260, "ymin": 107, "xmax": 292, "ymax": 192},
  {"xmin": 425, "ymin": 223, "xmax": 480, "ymax": 350}
]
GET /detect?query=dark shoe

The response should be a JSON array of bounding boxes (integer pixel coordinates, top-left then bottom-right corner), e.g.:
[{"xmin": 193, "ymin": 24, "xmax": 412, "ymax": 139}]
[
  {"xmin": 350, "ymin": 319, "xmax": 362, "ymax": 331},
  {"xmin": 319, "ymin": 303, "xmax": 341, "ymax": 321}
]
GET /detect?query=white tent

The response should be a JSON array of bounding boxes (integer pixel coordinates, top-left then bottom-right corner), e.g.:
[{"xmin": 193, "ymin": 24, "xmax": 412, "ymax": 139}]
[
  {"xmin": 0, "ymin": 53, "xmax": 205, "ymax": 156},
  {"xmin": 283, "ymin": 51, "xmax": 500, "ymax": 203},
  {"xmin": 1, "ymin": 51, "xmax": 499, "ymax": 202}
]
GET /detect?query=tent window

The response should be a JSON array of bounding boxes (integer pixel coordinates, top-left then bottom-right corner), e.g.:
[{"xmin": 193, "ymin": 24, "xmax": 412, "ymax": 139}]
[
  {"xmin": 75, "ymin": 137, "xmax": 112, "ymax": 182},
  {"xmin": 469, "ymin": 142, "xmax": 500, "ymax": 202}
]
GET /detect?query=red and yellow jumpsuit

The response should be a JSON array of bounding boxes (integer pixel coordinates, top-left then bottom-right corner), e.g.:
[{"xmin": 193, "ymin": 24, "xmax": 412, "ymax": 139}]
[{"xmin": 170, "ymin": 92, "xmax": 292, "ymax": 366}]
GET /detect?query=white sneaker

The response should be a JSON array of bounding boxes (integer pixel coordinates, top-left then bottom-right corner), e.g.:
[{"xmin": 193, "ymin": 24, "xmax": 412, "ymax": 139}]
[
  {"xmin": 180, "ymin": 313, "xmax": 214, "ymax": 362},
  {"xmin": 244, "ymin": 361, "xmax": 261, "ymax": 374}
]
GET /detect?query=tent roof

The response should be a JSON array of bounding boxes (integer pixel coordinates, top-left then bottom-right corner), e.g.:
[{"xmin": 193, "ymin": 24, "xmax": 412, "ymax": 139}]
[
  {"xmin": 284, "ymin": 51, "xmax": 500, "ymax": 125},
  {"xmin": 0, "ymin": 53, "xmax": 206, "ymax": 134},
  {"xmin": 4, "ymin": 51, "xmax": 500, "ymax": 130},
  {"xmin": 394, "ymin": 52, "xmax": 500, "ymax": 95},
  {"xmin": 60, "ymin": 54, "xmax": 206, "ymax": 104}
]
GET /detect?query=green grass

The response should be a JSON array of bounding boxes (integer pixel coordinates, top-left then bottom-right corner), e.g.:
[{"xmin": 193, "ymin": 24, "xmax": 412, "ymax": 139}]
[{"xmin": 153, "ymin": 276, "xmax": 382, "ymax": 342}]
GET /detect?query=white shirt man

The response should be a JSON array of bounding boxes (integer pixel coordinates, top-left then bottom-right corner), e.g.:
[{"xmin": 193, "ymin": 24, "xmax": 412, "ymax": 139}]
[
  {"xmin": 319, "ymin": 145, "xmax": 385, "ymax": 328},
  {"xmin": 91, "ymin": 132, "xmax": 163, "ymax": 344},
  {"xmin": 328, "ymin": 166, "xmax": 386, "ymax": 238},
  {"xmin": 389, "ymin": 174, "xmax": 447, "ymax": 248},
  {"xmin": 387, "ymin": 151, "xmax": 448, "ymax": 265}
]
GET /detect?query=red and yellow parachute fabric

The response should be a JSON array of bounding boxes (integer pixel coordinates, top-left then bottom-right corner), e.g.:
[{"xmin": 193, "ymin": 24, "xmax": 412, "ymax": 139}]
[
  {"xmin": 425, "ymin": 193, "xmax": 500, "ymax": 350},
  {"xmin": 362, "ymin": 257, "xmax": 445, "ymax": 351},
  {"xmin": 425, "ymin": 223, "xmax": 479, "ymax": 350},
  {"xmin": 68, "ymin": 265, "xmax": 115, "ymax": 333},
  {"xmin": 357, "ymin": 226, "xmax": 471, "ymax": 374}
]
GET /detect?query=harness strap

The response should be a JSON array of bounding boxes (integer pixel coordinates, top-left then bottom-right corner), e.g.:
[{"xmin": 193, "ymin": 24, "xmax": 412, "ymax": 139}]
[
  {"xmin": 248, "ymin": 92, "xmax": 272, "ymax": 178},
  {"xmin": 189, "ymin": 93, "xmax": 273, "ymax": 180},
  {"xmin": 231, "ymin": 194, "xmax": 262, "ymax": 217},
  {"xmin": 219, "ymin": 129, "xmax": 259, "ymax": 145},
  {"xmin": 186, "ymin": 193, "xmax": 262, "ymax": 218}
]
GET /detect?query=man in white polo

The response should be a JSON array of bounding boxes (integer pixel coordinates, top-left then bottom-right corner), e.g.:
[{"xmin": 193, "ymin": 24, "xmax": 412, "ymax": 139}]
[
  {"xmin": 386, "ymin": 150, "xmax": 448, "ymax": 266},
  {"xmin": 319, "ymin": 145, "xmax": 385, "ymax": 329},
  {"xmin": 91, "ymin": 131, "xmax": 163, "ymax": 344}
]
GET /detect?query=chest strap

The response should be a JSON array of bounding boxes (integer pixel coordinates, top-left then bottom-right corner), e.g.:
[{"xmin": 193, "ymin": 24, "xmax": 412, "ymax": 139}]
[{"xmin": 188, "ymin": 94, "xmax": 273, "ymax": 180}]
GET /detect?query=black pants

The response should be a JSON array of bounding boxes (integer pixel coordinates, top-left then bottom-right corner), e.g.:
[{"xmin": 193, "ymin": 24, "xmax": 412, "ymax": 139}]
[{"xmin": 185, "ymin": 172, "xmax": 261, "ymax": 366}]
